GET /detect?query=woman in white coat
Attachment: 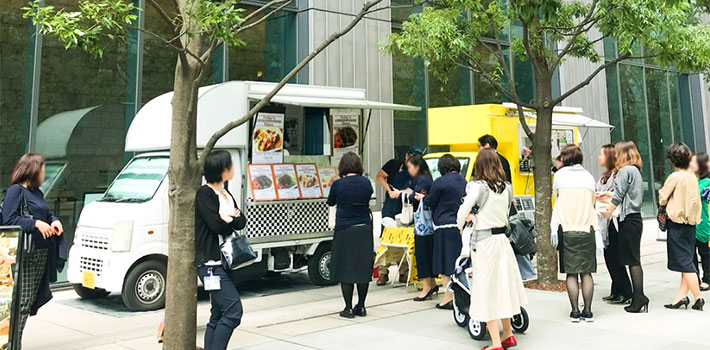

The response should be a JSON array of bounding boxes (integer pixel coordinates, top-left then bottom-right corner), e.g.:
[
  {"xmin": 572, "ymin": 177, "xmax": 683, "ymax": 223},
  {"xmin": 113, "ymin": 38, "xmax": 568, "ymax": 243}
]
[{"xmin": 457, "ymin": 149, "xmax": 527, "ymax": 350}]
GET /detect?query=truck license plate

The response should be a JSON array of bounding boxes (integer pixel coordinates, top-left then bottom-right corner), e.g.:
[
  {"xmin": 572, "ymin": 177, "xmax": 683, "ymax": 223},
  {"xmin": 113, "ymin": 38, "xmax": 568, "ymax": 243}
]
[{"xmin": 82, "ymin": 271, "xmax": 96, "ymax": 289}]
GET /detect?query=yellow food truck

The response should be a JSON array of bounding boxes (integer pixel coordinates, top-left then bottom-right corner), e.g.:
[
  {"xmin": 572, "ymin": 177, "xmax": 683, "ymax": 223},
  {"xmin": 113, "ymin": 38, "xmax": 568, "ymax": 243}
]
[{"xmin": 424, "ymin": 103, "xmax": 613, "ymax": 213}]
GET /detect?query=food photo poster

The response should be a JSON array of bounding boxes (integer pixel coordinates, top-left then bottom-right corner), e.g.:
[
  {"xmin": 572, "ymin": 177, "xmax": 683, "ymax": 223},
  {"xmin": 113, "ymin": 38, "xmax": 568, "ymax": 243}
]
[
  {"xmin": 317, "ymin": 167, "xmax": 338, "ymax": 197},
  {"xmin": 248, "ymin": 165, "xmax": 278, "ymax": 201},
  {"xmin": 272, "ymin": 164, "xmax": 300, "ymax": 200},
  {"xmin": 295, "ymin": 164, "xmax": 322, "ymax": 198},
  {"xmin": 252, "ymin": 112, "xmax": 284, "ymax": 164},
  {"xmin": 330, "ymin": 109, "xmax": 360, "ymax": 166}
]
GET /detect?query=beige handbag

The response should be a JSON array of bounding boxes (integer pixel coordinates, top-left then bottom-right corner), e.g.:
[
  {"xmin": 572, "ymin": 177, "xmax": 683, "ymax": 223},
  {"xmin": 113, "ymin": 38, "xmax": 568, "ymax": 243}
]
[{"xmin": 400, "ymin": 195, "xmax": 413, "ymax": 225}]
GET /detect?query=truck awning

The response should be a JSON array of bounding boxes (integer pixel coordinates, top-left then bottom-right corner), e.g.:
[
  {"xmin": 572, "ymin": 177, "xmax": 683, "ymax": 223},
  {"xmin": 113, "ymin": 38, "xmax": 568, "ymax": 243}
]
[
  {"xmin": 502, "ymin": 102, "xmax": 613, "ymax": 129},
  {"xmin": 246, "ymin": 81, "xmax": 421, "ymax": 111}
]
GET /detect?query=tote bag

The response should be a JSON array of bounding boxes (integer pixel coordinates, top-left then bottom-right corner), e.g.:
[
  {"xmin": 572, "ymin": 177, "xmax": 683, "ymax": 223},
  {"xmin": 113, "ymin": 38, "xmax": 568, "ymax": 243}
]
[
  {"xmin": 413, "ymin": 203, "xmax": 434, "ymax": 236},
  {"xmin": 400, "ymin": 195, "xmax": 413, "ymax": 225},
  {"xmin": 220, "ymin": 232, "xmax": 257, "ymax": 270}
]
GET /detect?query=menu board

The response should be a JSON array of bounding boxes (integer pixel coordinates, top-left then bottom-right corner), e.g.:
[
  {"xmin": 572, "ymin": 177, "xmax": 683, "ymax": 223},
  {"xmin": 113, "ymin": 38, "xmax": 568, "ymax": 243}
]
[
  {"xmin": 252, "ymin": 112, "xmax": 284, "ymax": 164},
  {"xmin": 295, "ymin": 164, "xmax": 323, "ymax": 198},
  {"xmin": 318, "ymin": 167, "xmax": 338, "ymax": 197},
  {"xmin": 248, "ymin": 165, "xmax": 277, "ymax": 201},
  {"xmin": 272, "ymin": 164, "xmax": 300, "ymax": 200},
  {"xmin": 0, "ymin": 227, "xmax": 22, "ymax": 349},
  {"xmin": 331, "ymin": 109, "xmax": 360, "ymax": 166}
]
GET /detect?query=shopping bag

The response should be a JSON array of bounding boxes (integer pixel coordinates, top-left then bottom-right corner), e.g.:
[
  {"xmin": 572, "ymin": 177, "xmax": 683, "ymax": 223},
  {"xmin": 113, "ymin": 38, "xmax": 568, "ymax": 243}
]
[
  {"xmin": 657, "ymin": 205, "xmax": 668, "ymax": 232},
  {"xmin": 657, "ymin": 227, "xmax": 667, "ymax": 242},
  {"xmin": 220, "ymin": 233, "xmax": 257, "ymax": 270},
  {"xmin": 328, "ymin": 205, "xmax": 337, "ymax": 230},
  {"xmin": 400, "ymin": 195, "xmax": 413, "ymax": 225},
  {"xmin": 413, "ymin": 203, "xmax": 434, "ymax": 236}
]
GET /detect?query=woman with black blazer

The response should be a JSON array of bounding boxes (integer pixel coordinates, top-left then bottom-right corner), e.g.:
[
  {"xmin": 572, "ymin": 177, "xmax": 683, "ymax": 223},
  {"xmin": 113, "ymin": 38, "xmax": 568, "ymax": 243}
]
[
  {"xmin": 328, "ymin": 152, "xmax": 374, "ymax": 318},
  {"xmin": 195, "ymin": 150, "xmax": 247, "ymax": 350},
  {"xmin": 421, "ymin": 154, "xmax": 467, "ymax": 309},
  {"xmin": 1, "ymin": 153, "xmax": 65, "ymax": 345}
]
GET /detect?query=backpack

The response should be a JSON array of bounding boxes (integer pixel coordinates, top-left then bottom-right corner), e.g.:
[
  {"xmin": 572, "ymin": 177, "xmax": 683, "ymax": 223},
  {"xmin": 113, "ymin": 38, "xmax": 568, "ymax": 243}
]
[{"xmin": 507, "ymin": 216, "xmax": 538, "ymax": 256}]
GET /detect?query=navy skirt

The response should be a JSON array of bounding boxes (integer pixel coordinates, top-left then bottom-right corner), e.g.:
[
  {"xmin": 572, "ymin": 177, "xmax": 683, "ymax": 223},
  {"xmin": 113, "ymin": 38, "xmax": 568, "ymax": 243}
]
[
  {"xmin": 667, "ymin": 220, "xmax": 697, "ymax": 273},
  {"xmin": 414, "ymin": 234, "xmax": 435, "ymax": 279},
  {"xmin": 433, "ymin": 227, "xmax": 462, "ymax": 277},
  {"xmin": 332, "ymin": 224, "xmax": 374, "ymax": 283}
]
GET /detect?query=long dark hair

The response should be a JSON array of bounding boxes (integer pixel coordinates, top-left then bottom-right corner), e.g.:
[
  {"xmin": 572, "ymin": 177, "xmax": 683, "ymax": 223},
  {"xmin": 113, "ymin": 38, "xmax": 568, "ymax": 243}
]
[
  {"xmin": 10, "ymin": 153, "xmax": 45, "ymax": 190},
  {"xmin": 474, "ymin": 148, "xmax": 506, "ymax": 193},
  {"xmin": 407, "ymin": 154, "xmax": 431, "ymax": 179},
  {"xmin": 696, "ymin": 152, "xmax": 710, "ymax": 179},
  {"xmin": 601, "ymin": 144, "xmax": 616, "ymax": 184}
]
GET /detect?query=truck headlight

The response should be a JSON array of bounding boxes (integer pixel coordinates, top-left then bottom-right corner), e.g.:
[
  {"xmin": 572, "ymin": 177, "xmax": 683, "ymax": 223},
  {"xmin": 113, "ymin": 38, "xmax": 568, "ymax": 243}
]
[{"xmin": 111, "ymin": 221, "xmax": 134, "ymax": 252}]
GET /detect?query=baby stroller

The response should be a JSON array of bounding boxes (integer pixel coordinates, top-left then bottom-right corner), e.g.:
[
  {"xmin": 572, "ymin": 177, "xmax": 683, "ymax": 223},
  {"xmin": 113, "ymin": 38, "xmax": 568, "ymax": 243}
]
[{"xmin": 448, "ymin": 257, "xmax": 530, "ymax": 340}]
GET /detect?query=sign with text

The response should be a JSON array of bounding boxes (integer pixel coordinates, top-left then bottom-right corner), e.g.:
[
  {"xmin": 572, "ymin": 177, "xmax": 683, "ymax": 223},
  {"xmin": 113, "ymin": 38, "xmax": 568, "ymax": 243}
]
[
  {"xmin": 272, "ymin": 164, "xmax": 300, "ymax": 200},
  {"xmin": 330, "ymin": 109, "xmax": 360, "ymax": 166},
  {"xmin": 252, "ymin": 113, "xmax": 284, "ymax": 164},
  {"xmin": 295, "ymin": 164, "xmax": 322, "ymax": 198},
  {"xmin": 317, "ymin": 167, "xmax": 338, "ymax": 197},
  {"xmin": 248, "ymin": 165, "xmax": 277, "ymax": 201}
]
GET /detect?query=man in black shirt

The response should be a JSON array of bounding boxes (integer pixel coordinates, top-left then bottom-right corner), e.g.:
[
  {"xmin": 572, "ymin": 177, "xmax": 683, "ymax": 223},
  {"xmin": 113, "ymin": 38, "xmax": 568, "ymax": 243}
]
[
  {"xmin": 374, "ymin": 146, "xmax": 422, "ymax": 285},
  {"xmin": 478, "ymin": 134, "xmax": 512, "ymax": 184}
]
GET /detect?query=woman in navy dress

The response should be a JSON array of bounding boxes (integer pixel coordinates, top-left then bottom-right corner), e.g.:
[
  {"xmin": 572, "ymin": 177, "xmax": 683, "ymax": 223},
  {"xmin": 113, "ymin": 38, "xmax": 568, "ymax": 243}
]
[
  {"xmin": 421, "ymin": 154, "xmax": 467, "ymax": 309},
  {"xmin": 393, "ymin": 154, "xmax": 436, "ymax": 301},
  {"xmin": 327, "ymin": 152, "xmax": 374, "ymax": 318}
]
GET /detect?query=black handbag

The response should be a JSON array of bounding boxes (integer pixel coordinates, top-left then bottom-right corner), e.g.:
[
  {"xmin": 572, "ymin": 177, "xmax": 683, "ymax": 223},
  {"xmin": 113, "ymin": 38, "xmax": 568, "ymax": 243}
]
[
  {"xmin": 220, "ymin": 232, "xmax": 257, "ymax": 270},
  {"xmin": 657, "ymin": 205, "xmax": 668, "ymax": 232}
]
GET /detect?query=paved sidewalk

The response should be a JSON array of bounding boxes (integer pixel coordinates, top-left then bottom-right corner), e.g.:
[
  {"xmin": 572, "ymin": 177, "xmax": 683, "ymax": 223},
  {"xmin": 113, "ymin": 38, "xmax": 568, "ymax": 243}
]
[{"xmin": 24, "ymin": 220, "xmax": 710, "ymax": 349}]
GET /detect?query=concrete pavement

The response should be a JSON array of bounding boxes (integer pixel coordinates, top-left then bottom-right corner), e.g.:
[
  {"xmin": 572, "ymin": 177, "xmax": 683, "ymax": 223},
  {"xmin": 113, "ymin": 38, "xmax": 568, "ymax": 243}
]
[{"xmin": 24, "ymin": 220, "xmax": 710, "ymax": 349}]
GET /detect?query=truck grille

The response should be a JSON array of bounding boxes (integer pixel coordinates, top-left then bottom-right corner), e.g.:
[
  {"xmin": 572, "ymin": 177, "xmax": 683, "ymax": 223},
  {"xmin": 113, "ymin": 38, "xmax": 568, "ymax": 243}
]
[
  {"xmin": 80, "ymin": 233, "xmax": 110, "ymax": 250},
  {"xmin": 79, "ymin": 257, "xmax": 104, "ymax": 277}
]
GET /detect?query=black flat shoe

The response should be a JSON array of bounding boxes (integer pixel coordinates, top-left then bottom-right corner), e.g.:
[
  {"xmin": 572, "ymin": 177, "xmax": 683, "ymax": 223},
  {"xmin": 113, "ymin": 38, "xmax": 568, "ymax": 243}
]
[
  {"xmin": 353, "ymin": 305, "xmax": 367, "ymax": 317},
  {"xmin": 435, "ymin": 300, "xmax": 453, "ymax": 310},
  {"xmin": 692, "ymin": 298, "xmax": 705, "ymax": 311},
  {"xmin": 602, "ymin": 294, "xmax": 619, "ymax": 302},
  {"xmin": 700, "ymin": 283, "xmax": 710, "ymax": 292},
  {"xmin": 664, "ymin": 297, "xmax": 690, "ymax": 310},
  {"xmin": 413, "ymin": 286, "xmax": 440, "ymax": 302},
  {"xmin": 339, "ymin": 308, "xmax": 355, "ymax": 318}
]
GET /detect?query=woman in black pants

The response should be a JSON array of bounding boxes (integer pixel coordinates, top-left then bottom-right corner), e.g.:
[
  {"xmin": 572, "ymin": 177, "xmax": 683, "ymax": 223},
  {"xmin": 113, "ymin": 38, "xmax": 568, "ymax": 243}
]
[
  {"xmin": 596, "ymin": 144, "xmax": 633, "ymax": 304},
  {"xmin": 602, "ymin": 141, "xmax": 649, "ymax": 313},
  {"xmin": 195, "ymin": 150, "xmax": 247, "ymax": 350},
  {"xmin": 1, "ymin": 153, "xmax": 65, "ymax": 345},
  {"xmin": 328, "ymin": 152, "xmax": 374, "ymax": 318}
]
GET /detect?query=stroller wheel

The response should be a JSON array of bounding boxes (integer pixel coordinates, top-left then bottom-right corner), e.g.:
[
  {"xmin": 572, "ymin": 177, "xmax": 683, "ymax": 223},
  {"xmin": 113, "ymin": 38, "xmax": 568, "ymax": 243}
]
[
  {"xmin": 511, "ymin": 307, "xmax": 530, "ymax": 334},
  {"xmin": 467, "ymin": 318, "xmax": 487, "ymax": 340},
  {"xmin": 452, "ymin": 301, "xmax": 469, "ymax": 327}
]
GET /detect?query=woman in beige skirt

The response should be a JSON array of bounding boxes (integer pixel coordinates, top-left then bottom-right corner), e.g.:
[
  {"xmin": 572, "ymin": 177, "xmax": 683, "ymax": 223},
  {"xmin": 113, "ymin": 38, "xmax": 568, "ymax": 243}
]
[{"xmin": 457, "ymin": 149, "xmax": 527, "ymax": 350}]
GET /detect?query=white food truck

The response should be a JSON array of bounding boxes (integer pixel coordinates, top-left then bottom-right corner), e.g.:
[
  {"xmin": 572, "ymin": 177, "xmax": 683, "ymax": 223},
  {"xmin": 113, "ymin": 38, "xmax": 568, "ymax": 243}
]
[{"xmin": 66, "ymin": 81, "xmax": 419, "ymax": 311}]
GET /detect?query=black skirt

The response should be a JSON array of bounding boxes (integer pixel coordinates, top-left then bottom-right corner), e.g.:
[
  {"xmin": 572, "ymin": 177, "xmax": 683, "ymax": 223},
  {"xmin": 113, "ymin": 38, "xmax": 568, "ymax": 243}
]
[
  {"xmin": 667, "ymin": 220, "xmax": 697, "ymax": 273},
  {"xmin": 433, "ymin": 227, "xmax": 462, "ymax": 276},
  {"xmin": 618, "ymin": 213, "xmax": 643, "ymax": 266},
  {"xmin": 559, "ymin": 230, "xmax": 597, "ymax": 274},
  {"xmin": 414, "ymin": 234, "xmax": 435, "ymax": 279},
  {"xmin": 331, "ymin": 224, "xmax": 374, "ymax": 283}
]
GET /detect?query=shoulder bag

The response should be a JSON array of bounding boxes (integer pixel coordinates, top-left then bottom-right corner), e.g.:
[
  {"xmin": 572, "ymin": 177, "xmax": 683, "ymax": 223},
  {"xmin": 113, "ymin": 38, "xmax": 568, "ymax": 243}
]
[{"xmin": 220, "ymin": 230, "xmax": 257, "ymax": 270}]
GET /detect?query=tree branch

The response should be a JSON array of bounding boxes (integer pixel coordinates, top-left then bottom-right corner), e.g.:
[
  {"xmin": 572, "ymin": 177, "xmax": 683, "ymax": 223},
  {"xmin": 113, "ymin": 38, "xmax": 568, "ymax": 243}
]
[
  {"xmin": 240, "ymin": 0, "xmax": 291, "ymax": 25},
  {"xmin": 517, "ymin": 104, "xmax": 534, "ymax": 140},
  {"xmin": 146, "ymin": 0, "xmax": 182, "ymax": 49},
  {"xmin": 552, "ymin": 53, "xmax": 631, "ymax": 105},
  {"xmin": 551, "ymin": 0, "xmax": 600, "ymax": 69},
  {"xmin": 199, "ymin": 0, "xmax": 385, "ymax": 164},
  {"xmin": 234, "ymin": 0, "xmax": 293, "ymax": 34}
]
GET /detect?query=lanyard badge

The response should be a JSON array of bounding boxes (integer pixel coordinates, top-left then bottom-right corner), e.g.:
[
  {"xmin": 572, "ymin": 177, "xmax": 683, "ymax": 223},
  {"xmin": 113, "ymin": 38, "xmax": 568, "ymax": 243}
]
[{"xmin": 204, "ymin": 268, "xmax": 221, "ymax": 291}]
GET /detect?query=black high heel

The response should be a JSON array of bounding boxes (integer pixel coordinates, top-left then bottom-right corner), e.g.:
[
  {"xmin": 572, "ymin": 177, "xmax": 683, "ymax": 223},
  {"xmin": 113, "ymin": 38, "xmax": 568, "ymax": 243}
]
[
  {"xmin": 692, "ymin": 298, "xmax": 705, "ymax": 311},
  {"xmin": 413, "ymin": 286, "xmax": 440, "ymax": 302},
  {"xmin": 664, "ymin": 297, "xmax": 690, "ymax": 310},
  {"xmin": 625, "ymin": 296, "xmax": 649, "ymax": 313},
  {"xmin": 435, "ymin": 300, "xmax": 453, "ymax": 310}
]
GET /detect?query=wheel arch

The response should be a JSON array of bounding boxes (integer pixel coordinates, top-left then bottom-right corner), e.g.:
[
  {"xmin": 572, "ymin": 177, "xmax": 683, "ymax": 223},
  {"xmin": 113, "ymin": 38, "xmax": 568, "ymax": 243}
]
[{"xmin": 123, "ymin": 253, "xmax": 168, "ymax": 281}]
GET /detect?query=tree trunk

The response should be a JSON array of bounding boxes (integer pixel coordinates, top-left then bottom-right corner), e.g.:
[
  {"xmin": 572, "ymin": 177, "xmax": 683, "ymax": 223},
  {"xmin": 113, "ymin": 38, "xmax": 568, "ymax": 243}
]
[
  {"xmin": 532, "ymin": 75, "xmax": 558, "ymax": 285},
  {"xmin": 163, "ymin": 56, "xmax": 202, "ymax": 350}
]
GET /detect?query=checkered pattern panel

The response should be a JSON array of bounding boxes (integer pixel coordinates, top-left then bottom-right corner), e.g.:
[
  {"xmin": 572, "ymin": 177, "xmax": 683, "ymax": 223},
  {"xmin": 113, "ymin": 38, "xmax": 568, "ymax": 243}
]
[
  {"xmin": 19, "ymin": 248, "xmax": 48, "ymax": 341},
  {"xmin": 245, "ymin": 199, "xmax": 330, "ymax": 239}
]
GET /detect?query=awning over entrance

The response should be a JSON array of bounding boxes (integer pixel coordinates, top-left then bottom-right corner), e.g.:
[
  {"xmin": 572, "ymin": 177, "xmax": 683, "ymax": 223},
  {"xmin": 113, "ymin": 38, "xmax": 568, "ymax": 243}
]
[{"xmin": 502, "ymin": 102, "xmax": 614, "ymax": 129}]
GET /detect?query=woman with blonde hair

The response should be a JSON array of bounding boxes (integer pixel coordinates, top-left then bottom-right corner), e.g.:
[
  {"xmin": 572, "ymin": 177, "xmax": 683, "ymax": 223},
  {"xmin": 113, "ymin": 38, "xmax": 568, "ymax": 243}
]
[{"xmin": 601, "ymin": 141, "xmax": 648, "ymax": 313}]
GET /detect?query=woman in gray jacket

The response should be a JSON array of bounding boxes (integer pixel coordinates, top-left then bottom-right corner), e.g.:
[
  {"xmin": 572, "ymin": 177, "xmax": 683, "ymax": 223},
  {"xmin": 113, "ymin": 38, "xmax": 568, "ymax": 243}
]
[{"xmin": 601, "ymin": 141, "xmax": 648, "ymax": 313}]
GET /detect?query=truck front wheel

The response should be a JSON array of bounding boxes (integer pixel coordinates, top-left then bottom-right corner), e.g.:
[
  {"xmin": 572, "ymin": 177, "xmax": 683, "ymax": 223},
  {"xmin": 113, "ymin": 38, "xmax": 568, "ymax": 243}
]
[
  {"xmin": 122, "ymin": 260, "xmax": 167, "ymax": 311},
  {"xmin": 308, "ymin": 242, "xmax": 337, "ymax": 286},
  {"xmin": 73, "ymin": 285, "xmax": 110, "ymax": 299}
]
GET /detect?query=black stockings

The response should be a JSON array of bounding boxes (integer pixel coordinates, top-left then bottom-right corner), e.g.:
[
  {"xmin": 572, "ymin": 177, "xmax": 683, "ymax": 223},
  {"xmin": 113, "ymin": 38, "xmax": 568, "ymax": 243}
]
[
  {"xmin": 566, "ymin": 273, "xmax": 594, "ymax": 313},
  {"xmin": 629, "ymin": 265, "xmax": 645, "ymax": 298},
  {"xmin": 341, "ymin": 282, "xmax": 369, "ymax": 310}
]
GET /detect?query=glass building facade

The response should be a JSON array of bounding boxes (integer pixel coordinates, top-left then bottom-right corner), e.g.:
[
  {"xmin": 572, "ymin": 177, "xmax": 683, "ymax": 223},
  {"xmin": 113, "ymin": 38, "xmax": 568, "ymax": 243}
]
[{"xmin": 0, "ymin": 0, "xmax": 298, "ymax": 282}]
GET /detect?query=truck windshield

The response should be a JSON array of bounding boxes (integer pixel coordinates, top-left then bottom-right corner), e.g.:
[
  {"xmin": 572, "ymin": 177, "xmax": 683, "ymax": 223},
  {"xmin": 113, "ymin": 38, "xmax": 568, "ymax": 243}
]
[
  {"xmin": 425, "ymin": 157, "xmax": 470, "ymax": 180},
  {"xmin": 101, "ymin": 157, "xmax": 169, "ymax": 202}
]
